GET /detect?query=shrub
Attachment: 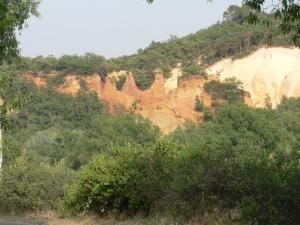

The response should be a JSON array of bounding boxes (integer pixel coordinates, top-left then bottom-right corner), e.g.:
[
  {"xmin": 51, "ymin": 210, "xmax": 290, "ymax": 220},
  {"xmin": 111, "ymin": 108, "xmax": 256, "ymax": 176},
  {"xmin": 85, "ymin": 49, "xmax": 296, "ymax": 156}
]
[
  {"xmin": 204, "ymin": 77, "xmax": 243, "ymax": 103},
  {"xmin": 0, "ymin": 150, "xmax": 73, "ymax": 212},
  {"xmin": 63, "ymin": 140, "xmax": 181, "ymax": 215},
  {"xmin": 181, "ymin": 64, "xmax": 206, "ymax": 78},
  {"xmin": 194, "ymin": 96, "xmax": 204, "ymax": 112}
]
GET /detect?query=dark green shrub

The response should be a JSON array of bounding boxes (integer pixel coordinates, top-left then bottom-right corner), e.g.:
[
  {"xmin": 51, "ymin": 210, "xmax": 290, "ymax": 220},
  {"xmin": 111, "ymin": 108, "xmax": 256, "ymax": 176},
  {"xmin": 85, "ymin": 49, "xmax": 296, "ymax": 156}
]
[
  {"xmin": 204, "ymin": 77, "xmax": 243, "ymax": 103},
  {"xmin": 182, "ymin": 64, "xmax": 206, "ymax": 78},
  {"xmin": 194, "ymin": 96, "xmax": 204, "ymax": 112},
  {"xmin": 0, "ymin": 150, "xmax": 73, "ymax": 212},
  {"xmin": 63, "ymin": 140, "xmax": 181, "ymax": 214}
]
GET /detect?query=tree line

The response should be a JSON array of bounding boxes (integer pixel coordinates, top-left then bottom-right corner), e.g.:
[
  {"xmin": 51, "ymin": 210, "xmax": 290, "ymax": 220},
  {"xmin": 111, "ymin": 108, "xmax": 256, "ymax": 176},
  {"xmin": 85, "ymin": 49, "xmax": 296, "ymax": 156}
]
[{"xmin": 2, "ymin": 5, "xmax": 290, "ymax": 90}]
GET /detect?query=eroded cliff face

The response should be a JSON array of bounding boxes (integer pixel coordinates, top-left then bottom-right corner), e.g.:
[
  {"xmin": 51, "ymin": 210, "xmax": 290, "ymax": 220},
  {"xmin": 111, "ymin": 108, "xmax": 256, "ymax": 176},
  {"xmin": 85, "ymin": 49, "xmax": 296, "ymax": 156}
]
[
  {"xmin": 31, "ymin": 71, "xmax": 213, "ymax": 134},
  {"xmin": 207, "ymin": 47, "xmax": 300, "ymax": 108},
  {"xmin": 23, "ymin": 47, "xmax": 300, "ymax": 133}
]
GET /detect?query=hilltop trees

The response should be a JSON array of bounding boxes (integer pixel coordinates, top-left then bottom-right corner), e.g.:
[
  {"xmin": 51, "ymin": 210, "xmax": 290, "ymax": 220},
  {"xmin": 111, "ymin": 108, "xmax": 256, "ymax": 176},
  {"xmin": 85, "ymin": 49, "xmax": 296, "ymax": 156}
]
[
  {"xmin": 148, "ymin": 0, "xmax": 300, "ymax": 46},
  {"xmin": 244, "ymin": 0, "xmax": 300, "ymax": 45},
  {"xmin": 3, "ymin": 5, "xmax": 289, "ymax": 90},
  {"xmin": 223, "ymin": 4, "xmax": 250, "ymax": 24}
]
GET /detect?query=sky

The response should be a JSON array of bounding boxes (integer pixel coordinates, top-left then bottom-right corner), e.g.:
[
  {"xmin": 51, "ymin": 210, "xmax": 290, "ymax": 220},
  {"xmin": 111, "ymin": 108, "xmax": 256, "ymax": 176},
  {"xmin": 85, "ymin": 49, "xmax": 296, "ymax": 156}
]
[{"xmin": 18, "ymin": 0, "xmax": 242, "ymax": 59}]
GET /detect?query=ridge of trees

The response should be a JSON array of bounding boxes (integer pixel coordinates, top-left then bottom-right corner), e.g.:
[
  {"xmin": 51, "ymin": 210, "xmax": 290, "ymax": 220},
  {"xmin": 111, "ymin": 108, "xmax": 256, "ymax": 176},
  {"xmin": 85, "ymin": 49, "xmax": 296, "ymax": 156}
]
[{"xmin": 2, "ymin": 5, "xmax": 289, "ymax": 90}]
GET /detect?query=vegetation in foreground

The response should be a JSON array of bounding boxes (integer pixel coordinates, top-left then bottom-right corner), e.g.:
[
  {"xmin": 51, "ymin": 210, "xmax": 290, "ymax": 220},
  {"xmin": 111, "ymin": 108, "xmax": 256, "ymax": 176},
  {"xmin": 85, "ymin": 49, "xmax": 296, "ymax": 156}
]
[
  {"xmin": 0, "ymin": 74, "xmax": 300, "ymax": 225},
  {"xmin": 1, "ymin": 4, "xmax": 299, "ymax": 225}
]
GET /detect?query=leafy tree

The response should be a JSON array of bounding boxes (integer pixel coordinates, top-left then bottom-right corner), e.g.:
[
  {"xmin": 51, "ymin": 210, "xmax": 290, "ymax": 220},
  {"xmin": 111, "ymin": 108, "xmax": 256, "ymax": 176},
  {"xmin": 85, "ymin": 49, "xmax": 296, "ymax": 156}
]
[
  {"xmin": 223, "ymin": 4, "xmax": 250, "ymax": 24},
  {"xmin": 148, "ymin": 0, "xmax": 300, "ymax": 46},
  {"xmin": 0, "ymin": 0, "xmax": 41, "ymax": 62},
  {"xmin": 244, "ymin": 0, "xmax": 300, "ymax": 45}
]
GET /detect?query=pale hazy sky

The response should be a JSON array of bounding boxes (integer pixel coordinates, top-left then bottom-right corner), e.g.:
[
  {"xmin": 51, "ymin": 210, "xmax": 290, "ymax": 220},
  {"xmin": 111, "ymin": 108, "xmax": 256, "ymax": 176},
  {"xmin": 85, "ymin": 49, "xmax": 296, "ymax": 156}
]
[{"xmin": 18, "ymin": 0, "xmax": 241, "ymax": 58}]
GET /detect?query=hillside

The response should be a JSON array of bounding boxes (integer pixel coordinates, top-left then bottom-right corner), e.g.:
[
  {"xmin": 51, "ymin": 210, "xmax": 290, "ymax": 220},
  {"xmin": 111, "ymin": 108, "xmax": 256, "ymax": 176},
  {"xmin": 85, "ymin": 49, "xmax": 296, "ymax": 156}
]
[
  {"xmin": 3, "ymin": 5, "xmax": 289, "ymax": 90},
  {"xmin": 23, "ymin": 65, "xmax": 254, "ymax": 134},
  {"xmin": 207, "ymin": 47, "xmax": 300, "ymax": 107},
  {"xmin": 22, "ymin": 46, "xmax": 300, "ymax": 133},
  {"xmin": 2, "ymin": 5, "xmax": 300, "ymax": 225}
]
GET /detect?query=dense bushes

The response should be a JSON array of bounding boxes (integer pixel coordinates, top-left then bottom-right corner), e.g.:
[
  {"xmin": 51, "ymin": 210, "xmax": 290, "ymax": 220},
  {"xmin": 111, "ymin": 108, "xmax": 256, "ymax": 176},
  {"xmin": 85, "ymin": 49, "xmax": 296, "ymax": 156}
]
[
  {"xmin": 64, "ymin": 140, "xmax": 180, "ymax": 214},
  {"xmin": 204, "ymin": 77, "xmax": 244, "ymax": 104},
  {"xmin": 181, "ymin": 64, "xmax": 206, "ymax": 78},
  {"xmin": 63, "ymin": 103, "xmax": 300, "ymax": 225},
  {"xmin": 2, "ymin": 73, "xmax": 300, "ymax": 224},
  {"xmin": 0, "ymin": 150, "xmax": 73, "ymax": 212},
  {"xmin": 0, "ymin": 5, "xmax": 298, "ymax": 224},
  {"xmin": 0, "ymin": 74, "xmax": 161, "ymax": 212}
]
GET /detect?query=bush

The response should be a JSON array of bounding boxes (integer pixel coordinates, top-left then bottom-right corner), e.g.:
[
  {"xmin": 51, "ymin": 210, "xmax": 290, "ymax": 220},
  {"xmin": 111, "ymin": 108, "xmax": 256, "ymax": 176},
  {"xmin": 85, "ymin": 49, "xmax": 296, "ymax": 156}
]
[
  {"xmin": 63, "ymin": 140, "xmax": 181, "ymax": 215},
  {"xmin": 171, "ymin": 104, "xmax": 300, "ymax": 224},
  {"xmin": 204, "ymin": 77, "xmax": 244, "ymax": 103},
  {"xmin": 194, "ymin": 96, "xmax": 204, "ymax": 112},
  {"xmin": 0, "ymin": 150, "xmax": 73, "ymax": 212},
  {"xmin": 182, "ymin": 64, "xmax": 206, "ymax": 78}
]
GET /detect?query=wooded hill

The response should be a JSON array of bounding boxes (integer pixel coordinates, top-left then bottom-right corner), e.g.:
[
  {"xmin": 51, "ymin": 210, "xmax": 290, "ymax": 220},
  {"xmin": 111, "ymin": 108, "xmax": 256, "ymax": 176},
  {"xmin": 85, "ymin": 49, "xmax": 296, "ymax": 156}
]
[{"xmin": 2, "ymin": 5, "xmax": 289, "ymax": 89}]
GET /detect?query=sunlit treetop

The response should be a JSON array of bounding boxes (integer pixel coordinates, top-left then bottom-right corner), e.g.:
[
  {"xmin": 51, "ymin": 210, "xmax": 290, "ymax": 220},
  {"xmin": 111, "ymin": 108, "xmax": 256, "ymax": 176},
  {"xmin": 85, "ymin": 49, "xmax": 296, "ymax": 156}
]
[{"xmin": 147, "ymin": 0, "xmax": 300, "ymax": 46}]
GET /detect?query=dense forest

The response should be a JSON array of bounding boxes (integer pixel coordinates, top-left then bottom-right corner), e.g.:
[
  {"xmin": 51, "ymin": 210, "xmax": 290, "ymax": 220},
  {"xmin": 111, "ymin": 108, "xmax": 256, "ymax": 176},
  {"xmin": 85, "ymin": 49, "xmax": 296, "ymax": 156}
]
[{"xmin": 0, "ymin": 5, "xmax": 299, "ymax": 225}]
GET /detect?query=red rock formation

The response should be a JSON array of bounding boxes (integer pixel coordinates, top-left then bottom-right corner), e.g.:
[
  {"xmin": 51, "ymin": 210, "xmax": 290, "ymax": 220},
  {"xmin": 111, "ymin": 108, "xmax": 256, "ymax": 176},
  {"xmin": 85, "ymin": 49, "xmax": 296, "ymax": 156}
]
[
  {"xmin": 57, "ymin": 75, "xmax": 81, "ymax": 96},
  {"xmin": 122, "ymin": 74, "xmax": 140, "ymax": 98},
  {"xmin": 24, "ymin": 71, "xmax": 250, "ymax": 134},
  {"xmin": 140, "ymin": 73, "xmax": 167, "ymax": 106},
  {"xmin": 83, "ymin": 74, "xmax": 103, "ymax": 98},
  {"xmin": 101, "ymin": 77, "xmax": 135, "ymax": 112}
]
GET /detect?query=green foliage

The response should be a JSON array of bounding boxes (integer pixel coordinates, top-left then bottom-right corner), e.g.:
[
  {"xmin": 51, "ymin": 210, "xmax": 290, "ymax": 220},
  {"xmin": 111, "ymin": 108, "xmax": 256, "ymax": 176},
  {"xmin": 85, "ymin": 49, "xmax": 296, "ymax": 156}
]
[
  {"xmin": 2, "ymin": 5, "xmax": 290, "ymax": 90},
  {"xmin": 171, "ymin": 103, "xmax": 300, "ymax": 224},
  {"xmin": 0, "ymin": 74, "xmax": 161, "ymax": 213},
  {"xmin": 194, "ymin": 96, "xmax": 204, "ymax": 112},
  {"xmin": 4, "ymin": 87, "xmax": 107, "ymax": 131},
  {"xmin": 56, "ymin": 53, "xmax": 111, "ymax": 76},
  {"xmin": 63, "ymin": 140, "xmax": 181, "ymax": 214},
  {"xmin": 0, "ymin": 149, "xmax": 73, "ymax": 212},
  {"xmin": 204, "ymin": 77, "xmax": 244, "ymax": 104},
  {"xmin": 0, "ymin": 0, "xmax": 41, "ymax": 62},
  {"xmin": 223, "ymin": 5, "xmax": 250, "ymax": 24},
  {"xmin": 115, "ymin": 74, "xmax": 127, "ymax": 91},
  {"xmin": 244, "ymin": 0, "xmax": 300, "ymax": 46},
  {"xmin": 64, "ymin": 101, "xmax": 300, "ymax": 224},
  {"xmin": 181, "ymin": 64, "xmax": 206, "ymax": 78},
  {"xmin": 61, "ymin": 114, "xmax": 160, "ymax": 169}
]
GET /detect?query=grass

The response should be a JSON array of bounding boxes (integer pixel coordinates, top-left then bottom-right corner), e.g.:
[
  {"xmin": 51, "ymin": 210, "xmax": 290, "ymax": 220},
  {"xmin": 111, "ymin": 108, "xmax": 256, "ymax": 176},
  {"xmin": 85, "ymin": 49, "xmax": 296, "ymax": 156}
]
[{"xmin": 0, "ymin": 211, "xmax": 245, "ymax": 225}]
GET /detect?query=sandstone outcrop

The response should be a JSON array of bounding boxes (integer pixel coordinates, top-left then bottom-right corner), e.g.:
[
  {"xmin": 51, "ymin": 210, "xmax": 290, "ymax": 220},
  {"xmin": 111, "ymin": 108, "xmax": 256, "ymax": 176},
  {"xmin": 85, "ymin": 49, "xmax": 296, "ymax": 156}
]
[
  {"xmin": 207, "ymin": 47, "xmax": 300, "ymax": 107},
  {"xmin": 27, "ymin": 47, "xmax": 300, "ymax": 133},
  {"xmin": 44, "ymin": 72, "xmax": 211, "ymax": 134},
  {"xmin": 57, "ymin": 75, "xmax": 81, "ymax": 96}
]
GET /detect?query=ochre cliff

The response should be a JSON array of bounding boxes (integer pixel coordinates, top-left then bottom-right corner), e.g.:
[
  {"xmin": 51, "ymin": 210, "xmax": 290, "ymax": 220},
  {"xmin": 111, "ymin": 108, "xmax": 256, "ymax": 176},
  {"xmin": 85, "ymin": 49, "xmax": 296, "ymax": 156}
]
[
  {"xmin": 23, "ymin": 47, "xmax": 300, "ymax": 132},
  {"xmin": 207, "ymin": 47, "xmax": 300, "ymax": 108},
  {"xmin": 25, "ymin": 71, "xmax": 215, "ymax": 134}
]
